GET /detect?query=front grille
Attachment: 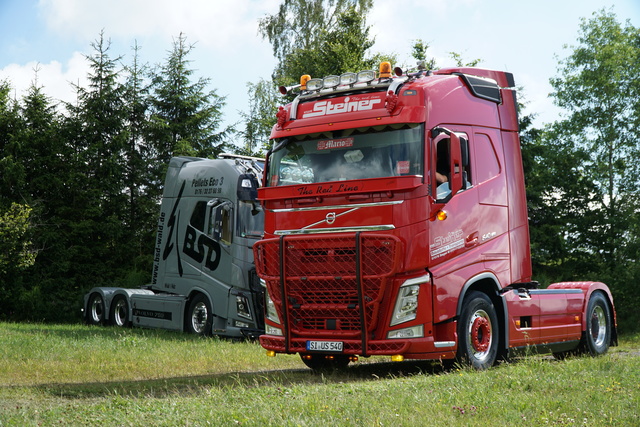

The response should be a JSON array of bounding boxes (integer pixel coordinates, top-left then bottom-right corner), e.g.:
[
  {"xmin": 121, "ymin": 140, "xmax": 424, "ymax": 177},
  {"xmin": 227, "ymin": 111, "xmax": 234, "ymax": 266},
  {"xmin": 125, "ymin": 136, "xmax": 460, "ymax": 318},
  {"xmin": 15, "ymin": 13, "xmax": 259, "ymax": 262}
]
[{"xmin": 254, "ymin": 233, "xmax": 400, "ymax": 337}]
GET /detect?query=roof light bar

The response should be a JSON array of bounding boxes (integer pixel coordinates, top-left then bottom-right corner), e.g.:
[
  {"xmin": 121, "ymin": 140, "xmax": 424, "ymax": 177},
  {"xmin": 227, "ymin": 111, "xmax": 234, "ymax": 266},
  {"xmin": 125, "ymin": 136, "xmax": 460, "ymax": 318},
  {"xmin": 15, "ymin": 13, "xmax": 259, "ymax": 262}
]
[{"xmin": 293, "ymin": 62, "xmax": 396, "ymax": 94}]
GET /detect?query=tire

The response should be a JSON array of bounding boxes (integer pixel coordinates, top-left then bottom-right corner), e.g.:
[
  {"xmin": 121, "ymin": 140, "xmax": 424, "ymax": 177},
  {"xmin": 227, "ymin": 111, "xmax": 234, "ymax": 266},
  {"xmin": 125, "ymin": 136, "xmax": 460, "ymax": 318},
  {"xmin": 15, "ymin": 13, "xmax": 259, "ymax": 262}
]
[
  {"xmin": 580, "ymin": 292, "xmax": 612, "ymax": 356},
  {"xmin": 86, "ymin": 293, "xmax": 105, "ymax": 325},
  {"xmin": 300, "ymin": 354, "xmax": 350, "ymax": 372},
  {"xmin": 186, "ymin": 294, "xmax": 213, "ymax": 336},
  {"xmin": 109, "ymin": 295, "xmax": 131, "ymax": 327},
  {"xmin": 457, "ymin": 291, "xmax": 500, "ymax": 370}
]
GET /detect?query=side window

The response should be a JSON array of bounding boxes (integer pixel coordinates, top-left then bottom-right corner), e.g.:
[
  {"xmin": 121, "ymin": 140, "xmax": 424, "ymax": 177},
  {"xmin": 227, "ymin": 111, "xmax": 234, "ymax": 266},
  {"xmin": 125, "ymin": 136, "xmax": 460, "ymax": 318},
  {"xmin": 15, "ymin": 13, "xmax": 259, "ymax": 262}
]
[
  {"xmin": 220, "ymin": 204, "xmax": 233, "ymax": 244},
  {"xmin": 190, "ymin": 201, "xmax": 207, "ymax": 232},
  {"xmin": 208, "ymin": 200, "xmax": 233, "ymax": 245}
]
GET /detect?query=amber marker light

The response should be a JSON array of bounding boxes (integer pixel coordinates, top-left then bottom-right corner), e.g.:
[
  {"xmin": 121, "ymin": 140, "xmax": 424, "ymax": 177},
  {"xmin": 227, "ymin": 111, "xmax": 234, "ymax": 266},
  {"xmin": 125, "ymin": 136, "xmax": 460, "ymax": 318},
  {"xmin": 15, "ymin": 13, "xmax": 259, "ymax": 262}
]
[
  {"xmin": 436, "ymin": 210, "xmax": 448, "ymax": 221},
  {"xmin": 300, "ymin": 74, "xmax": 311, "ymax": 90},
  {"xmin": 266, "ymin": 350, "xmax": 276, "ymax": 357},
  {"xmin": 379, "ymin": 61, "xmax": 392, "ymax": 78},
  {"xmin": 391, "ymin": 355, "xmax": 404, "ymax": 362}
]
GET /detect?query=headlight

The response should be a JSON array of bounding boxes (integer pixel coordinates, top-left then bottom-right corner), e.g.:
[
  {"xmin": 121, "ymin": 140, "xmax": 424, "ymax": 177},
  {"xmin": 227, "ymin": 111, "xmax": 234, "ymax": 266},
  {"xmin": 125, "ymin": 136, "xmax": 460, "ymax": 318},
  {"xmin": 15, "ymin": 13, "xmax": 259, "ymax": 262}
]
[
  {"xmin": 390, "ymin": 283, "xmax": 420, "ymax": 326},
  {"xmin": 265, "ymin": 286, "xmax": 280, "ymax": 324},
  {"xmin": 236, "ymin": 295, "xmax": 252, "ymax": 320}
]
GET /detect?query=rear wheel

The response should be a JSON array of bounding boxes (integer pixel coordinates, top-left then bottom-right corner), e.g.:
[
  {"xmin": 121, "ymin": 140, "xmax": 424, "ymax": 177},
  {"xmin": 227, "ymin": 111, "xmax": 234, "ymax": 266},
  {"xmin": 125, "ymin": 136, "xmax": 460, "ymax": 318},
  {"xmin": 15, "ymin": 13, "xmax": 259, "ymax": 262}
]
[
  {"xmin": 457, "ymin": 291, "xmax": 499, "ymax": 370},
  {"xmin": 300, "ymin": 354, "xmax": 350, "ymax": 371},
  {"xmin": 186, "ymin": 294, "xmax": 213, "ymax": 336},
  {"xmin": 581, "ymin": 292, "xmax": 612, "ymax": 356},
  {"xmin": 109, "ymin": 295, "xmax": 130, "ymax": 327},
  {"xmin": 86, "ymin": 293, "xmax": 105, "ymax": 325}
]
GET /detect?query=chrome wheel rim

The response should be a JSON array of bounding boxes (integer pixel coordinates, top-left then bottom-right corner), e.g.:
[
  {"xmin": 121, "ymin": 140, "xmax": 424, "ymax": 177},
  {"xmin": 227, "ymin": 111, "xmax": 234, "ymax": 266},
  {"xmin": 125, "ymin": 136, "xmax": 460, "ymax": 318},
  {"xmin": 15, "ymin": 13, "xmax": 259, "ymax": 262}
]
[
  {"xmin": 191, "ymin": 302, "xmax": 208, "ymax": 334},
  {"xmin": 591, "ymin": 305, "xmax": 607, "ymax": 347},
  {"xmin": 113, "ymin": 299, "xmax": 127, "ymax": 326},
  {"xmin": 468, "ymin": 309, "xmax": 493, "ymax": 361},
  {"xmin": 90, "ymin": 297, "xmax": 103, "ymax": 322}
]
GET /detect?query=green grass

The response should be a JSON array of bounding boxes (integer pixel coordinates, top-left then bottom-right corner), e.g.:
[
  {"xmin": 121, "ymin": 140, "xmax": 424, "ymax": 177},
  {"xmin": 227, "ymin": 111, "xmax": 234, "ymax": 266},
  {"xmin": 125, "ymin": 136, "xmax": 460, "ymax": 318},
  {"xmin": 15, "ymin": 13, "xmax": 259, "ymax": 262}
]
[{"xmin": 1, "ymin": 323, "xmax": 639, "ymax": 426}]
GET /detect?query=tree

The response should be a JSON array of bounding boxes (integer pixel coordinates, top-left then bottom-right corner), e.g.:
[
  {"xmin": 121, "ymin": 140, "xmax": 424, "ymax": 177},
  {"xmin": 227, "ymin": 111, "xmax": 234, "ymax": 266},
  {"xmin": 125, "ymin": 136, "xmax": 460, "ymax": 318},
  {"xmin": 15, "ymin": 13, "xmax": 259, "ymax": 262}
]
[
  {"xmin": 259, "ymin": 0, "xmax": 373, "ymax": 72},
  {"xmin": 549, "ymin": 9, "xmax": 640, "ymax": 267},
  {"xmin": 278, "ymin": 4, "xmax": 378, "ymax": 83},
  {"xmin": 521, "ymin": 119, "xmax": 602, "ymax": 282},
  {"xmin": 0, "ymin": 203, "xmax": 35, "ymax": 275},
  {"xmin": 535, "ymin": 9, "xmax": 640, "ymax": 332},
  {"xmin": 238, "ymin": 79, "xmax": 280, "ymax": 156},
  {"xmin": 121, "ymin": 42, "xmax": 157, "ymax": 284},
  {"xmin": 149, "ymin": 33, "xmax": 232, "ymax": 165},
  {"xmin": 0, "ymin": 80, "xmax": 23, "ymax": 208},
  {"xmin": 246, "ymin": 0, "xmax": 380, "ymax": 153}
]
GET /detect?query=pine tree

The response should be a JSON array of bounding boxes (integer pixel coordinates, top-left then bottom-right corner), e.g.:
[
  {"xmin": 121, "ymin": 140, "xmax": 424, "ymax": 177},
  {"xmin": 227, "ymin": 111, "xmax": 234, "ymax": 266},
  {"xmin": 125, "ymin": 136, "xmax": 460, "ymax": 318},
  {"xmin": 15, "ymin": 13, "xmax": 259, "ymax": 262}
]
[{"xmin": 149, "ymin": 33, "xmax": 232, "ymax": 164}]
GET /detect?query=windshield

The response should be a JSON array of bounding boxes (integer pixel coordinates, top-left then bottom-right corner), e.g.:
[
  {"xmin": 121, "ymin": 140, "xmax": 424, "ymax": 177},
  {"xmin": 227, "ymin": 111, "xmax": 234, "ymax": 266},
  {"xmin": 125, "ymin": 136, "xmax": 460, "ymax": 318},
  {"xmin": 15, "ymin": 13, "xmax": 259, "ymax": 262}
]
[
  {"xmin": 237, "ymin": 201, "xmax": 264, "ymax": 239},
  {"xmin": 268, "ymin": 124, "xmax": 424, "ymax": 186}
]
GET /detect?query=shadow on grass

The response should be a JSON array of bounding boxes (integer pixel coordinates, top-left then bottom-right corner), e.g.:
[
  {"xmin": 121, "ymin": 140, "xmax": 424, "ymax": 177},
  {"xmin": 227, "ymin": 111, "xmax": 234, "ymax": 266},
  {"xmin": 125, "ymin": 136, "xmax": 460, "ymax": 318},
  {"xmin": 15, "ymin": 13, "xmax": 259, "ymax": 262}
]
[{"xmin": 33, "ymin": 359, "xmax": 451, "ymax": 399}]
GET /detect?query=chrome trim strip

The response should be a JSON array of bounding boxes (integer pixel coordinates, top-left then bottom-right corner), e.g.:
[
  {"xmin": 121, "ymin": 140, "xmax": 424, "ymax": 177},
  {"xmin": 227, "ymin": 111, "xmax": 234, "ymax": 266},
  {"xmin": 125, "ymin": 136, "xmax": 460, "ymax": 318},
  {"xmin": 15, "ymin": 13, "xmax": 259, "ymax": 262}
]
[
  {"xmin": 401, "ymin": 275, "xmax": 431, "ymax": 287},
  {"xmin": 270, "ymin": 200, "xmax": 403, "ymax": 213},
  {"xmin": 274, "ymin": 224, "xmax": 395, "ymax": 235},
  {"xmin": 434, "ymin": 341, "xmax": 456, "ymax": 348}
]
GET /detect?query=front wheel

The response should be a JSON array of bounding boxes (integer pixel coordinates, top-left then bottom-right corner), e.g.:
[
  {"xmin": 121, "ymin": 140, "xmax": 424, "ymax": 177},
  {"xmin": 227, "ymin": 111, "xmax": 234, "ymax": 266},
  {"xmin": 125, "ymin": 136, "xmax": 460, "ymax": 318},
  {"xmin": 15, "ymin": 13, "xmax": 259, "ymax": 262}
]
[
  {"xmin": 457, "ymin": 291, "xmax": 500, "ymax": 370},
  {"xmin": 580, "ymin": 292, "xmax": 612, "ymax": 356},
  {"xmin": 186, "ymin": 294, "xmax": 213, "ymax": 336},
  {"xmin": 109, "ymin": 295, "xmax": 131, "ymax": 327}
]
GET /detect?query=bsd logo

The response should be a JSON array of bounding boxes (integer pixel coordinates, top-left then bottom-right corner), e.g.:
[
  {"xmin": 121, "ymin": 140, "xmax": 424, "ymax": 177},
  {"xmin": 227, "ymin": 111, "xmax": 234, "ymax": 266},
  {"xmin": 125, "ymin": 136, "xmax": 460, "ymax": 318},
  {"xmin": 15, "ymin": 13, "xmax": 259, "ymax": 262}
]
[{"xmin": 183, "ymin": 224, "xmax": 221, "ymax": 271}]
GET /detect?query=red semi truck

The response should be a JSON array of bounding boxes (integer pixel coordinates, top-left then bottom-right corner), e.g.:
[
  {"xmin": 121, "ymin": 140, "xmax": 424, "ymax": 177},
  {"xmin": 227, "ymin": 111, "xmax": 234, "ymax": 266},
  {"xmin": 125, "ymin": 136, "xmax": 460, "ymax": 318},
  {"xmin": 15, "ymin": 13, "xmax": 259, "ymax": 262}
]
[{"xmin": 254, "ymin": 62, "xmax": 617, "ymax": 370}]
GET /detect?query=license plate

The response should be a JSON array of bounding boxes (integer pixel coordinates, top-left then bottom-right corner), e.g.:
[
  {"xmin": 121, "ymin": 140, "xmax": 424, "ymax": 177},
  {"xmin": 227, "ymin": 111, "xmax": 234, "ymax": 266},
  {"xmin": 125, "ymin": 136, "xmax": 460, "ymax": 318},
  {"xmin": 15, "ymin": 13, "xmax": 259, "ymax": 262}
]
[{"xmin": 306, "ymin": 340, "xmax": 343, "ymax": 352}]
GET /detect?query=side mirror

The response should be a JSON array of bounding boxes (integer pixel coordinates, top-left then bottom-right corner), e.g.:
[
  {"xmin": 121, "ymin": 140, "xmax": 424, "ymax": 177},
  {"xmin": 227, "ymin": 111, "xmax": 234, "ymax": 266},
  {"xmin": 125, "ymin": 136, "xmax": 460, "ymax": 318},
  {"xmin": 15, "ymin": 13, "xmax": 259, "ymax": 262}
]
[
  {"xmin": 432, "ymin": 129, "xmax": 463, "ymax": 202},
  {"xmin": 449, "ymin": 132, "xmax": 463, "ymax": 196},
  {"xmin": 237, "ymin": 174, "xmax": 259, "ymax": 201}
]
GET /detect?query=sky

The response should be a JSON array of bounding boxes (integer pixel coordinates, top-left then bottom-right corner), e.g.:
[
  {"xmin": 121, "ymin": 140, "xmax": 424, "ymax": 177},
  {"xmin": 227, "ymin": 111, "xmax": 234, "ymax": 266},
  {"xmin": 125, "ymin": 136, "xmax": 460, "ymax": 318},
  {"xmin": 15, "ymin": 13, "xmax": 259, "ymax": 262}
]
[{"xmin": 1, "ymin": 0, "xmax": 639, "ymax": 146}]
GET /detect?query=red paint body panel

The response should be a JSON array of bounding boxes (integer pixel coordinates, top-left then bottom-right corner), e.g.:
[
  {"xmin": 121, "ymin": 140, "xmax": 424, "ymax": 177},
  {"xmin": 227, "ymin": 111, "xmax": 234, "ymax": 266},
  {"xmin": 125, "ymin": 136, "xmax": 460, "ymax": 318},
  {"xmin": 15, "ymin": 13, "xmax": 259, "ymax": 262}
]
[{"xmin": 255, "ymin": 67, "xmax": 615, "ymax": 361}]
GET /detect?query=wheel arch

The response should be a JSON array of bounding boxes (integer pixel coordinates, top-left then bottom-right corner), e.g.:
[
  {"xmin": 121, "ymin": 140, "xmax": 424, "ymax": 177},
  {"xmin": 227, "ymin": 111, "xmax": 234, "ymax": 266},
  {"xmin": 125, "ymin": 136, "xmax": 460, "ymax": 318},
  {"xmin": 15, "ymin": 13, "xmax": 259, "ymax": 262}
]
[
  {"xmin": 184, "ymin": 288, "xmax": 217, "ymax": 333},
  {"xmin": 456, "ymin": 273, "xmax": 508, "ymax": 356},
  {"xmin": 186, "ymin": 287, "xmax": 215, "ymax": 312}
]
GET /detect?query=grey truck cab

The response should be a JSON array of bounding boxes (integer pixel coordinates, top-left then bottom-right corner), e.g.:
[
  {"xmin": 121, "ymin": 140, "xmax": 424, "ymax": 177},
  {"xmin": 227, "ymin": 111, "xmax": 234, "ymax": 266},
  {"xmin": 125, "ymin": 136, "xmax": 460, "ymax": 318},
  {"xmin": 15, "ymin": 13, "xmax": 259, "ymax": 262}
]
[{"xmin": 84, "ymin": 155, "xmax": 265, "ymax": 338}]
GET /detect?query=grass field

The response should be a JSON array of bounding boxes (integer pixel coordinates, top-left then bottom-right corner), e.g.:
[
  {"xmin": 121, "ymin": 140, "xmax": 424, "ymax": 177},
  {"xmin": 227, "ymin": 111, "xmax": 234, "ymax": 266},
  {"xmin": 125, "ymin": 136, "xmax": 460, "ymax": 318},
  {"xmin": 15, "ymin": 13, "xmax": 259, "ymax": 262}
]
[{"xmin": 0, "ymin": 322, "xmax": 638, "ymax": 426}]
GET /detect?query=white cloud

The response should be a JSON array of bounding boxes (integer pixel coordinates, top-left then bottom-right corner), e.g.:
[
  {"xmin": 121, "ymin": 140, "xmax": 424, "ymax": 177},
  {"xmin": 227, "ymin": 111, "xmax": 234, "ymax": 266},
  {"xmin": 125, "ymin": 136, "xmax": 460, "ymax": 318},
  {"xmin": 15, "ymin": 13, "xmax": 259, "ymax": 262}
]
[
  {"xmin": 38, "ymin": 0, "xmax": 279, "ymax": 54},
  {"xmin": 0, "ymin": 52, "xmax": 89, "ymax": 107}
]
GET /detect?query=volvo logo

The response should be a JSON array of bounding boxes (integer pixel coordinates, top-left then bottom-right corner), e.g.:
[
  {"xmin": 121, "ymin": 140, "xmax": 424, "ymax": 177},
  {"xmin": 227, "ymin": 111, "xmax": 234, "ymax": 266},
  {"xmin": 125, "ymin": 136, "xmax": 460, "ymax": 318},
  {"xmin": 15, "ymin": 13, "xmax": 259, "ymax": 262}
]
[{"xmin": 326, "ymin": 212, "xmax": 336, "ymax": 225}]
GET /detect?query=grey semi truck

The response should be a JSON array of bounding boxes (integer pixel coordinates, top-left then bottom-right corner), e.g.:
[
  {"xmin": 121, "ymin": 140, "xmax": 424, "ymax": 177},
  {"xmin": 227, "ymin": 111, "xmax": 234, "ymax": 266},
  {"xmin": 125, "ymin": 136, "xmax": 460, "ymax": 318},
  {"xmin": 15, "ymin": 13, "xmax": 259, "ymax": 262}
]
[{"xmin": 83, "ymin": 154, "xmax": 265, "ymax": 338}]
